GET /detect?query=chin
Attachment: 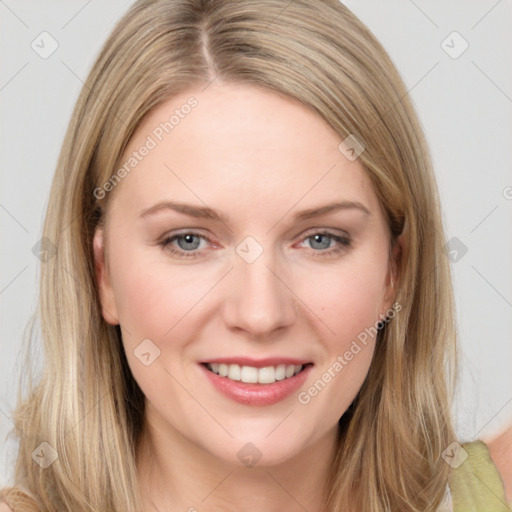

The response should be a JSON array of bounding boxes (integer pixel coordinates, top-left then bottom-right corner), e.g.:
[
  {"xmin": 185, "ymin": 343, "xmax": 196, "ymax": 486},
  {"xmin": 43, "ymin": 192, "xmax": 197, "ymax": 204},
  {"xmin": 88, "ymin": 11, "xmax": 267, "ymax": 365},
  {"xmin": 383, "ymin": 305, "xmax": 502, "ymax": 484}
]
[{"xmin": 202, "ymin": 424, "xmax": 316, "ymax": 469}]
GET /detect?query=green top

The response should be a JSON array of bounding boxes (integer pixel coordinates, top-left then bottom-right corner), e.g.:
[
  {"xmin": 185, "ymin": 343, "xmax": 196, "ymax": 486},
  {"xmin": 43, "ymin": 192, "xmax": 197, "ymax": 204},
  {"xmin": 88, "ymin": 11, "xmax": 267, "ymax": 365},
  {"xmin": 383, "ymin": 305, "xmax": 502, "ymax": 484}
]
[{"xmin": 449, "ymin": 440, "xmax": 511, "ymax": 512}]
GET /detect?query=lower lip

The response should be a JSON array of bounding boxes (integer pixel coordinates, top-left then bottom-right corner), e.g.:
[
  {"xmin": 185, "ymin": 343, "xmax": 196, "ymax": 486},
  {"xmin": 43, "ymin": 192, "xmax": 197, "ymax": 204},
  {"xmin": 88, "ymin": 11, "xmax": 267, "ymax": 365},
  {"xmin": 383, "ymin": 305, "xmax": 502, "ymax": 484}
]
[{"xmin": 199, "ymin": 363, "xmax": 313, "ymax": 406}]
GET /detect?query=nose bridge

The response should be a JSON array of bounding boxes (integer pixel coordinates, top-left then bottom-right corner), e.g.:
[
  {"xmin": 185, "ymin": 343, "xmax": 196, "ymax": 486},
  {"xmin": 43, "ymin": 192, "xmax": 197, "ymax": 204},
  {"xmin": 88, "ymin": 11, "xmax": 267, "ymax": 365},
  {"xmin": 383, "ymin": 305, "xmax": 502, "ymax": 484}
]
[{"xmin": 225, "ymin": 236, "xmax": 296, "ymax": 335}]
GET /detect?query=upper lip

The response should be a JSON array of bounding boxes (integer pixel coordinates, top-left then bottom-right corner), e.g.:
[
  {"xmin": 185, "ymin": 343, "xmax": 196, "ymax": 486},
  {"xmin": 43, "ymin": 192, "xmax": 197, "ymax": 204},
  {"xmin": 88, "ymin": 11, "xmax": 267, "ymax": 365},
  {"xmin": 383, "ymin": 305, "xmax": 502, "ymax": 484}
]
[{"xmin": 201, "ymin": 357, "xmax": 313, "ymax": 368}]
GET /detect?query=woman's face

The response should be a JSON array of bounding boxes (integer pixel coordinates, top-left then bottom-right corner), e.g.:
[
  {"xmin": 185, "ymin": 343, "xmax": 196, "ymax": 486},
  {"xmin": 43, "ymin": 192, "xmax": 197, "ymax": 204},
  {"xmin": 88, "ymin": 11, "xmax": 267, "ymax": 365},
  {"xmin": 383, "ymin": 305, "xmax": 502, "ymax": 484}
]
[{"xmin": 94, "ymin": 82, "xmax": 399, "ymax": 467}]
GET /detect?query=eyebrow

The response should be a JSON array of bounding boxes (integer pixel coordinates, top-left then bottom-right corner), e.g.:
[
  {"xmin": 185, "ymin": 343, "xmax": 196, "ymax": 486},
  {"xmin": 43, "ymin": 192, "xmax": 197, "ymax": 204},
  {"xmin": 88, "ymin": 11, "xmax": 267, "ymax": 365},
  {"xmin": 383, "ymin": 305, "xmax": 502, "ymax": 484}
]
[
  {"xmin": 295, "ymin": 200, "xmax": 370, "ymax": 220},
  {"xmin": 138, "ymin": 199, "xmax": 370, "ymax": 222}
]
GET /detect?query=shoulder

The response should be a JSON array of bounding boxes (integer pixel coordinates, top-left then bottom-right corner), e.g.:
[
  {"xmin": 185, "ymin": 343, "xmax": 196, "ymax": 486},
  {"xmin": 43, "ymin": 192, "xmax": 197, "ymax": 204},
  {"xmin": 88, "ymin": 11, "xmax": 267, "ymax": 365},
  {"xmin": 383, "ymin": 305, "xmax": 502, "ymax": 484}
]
[
  {"xmin": 448, "ymin": 440, "xmax": 511, "ymax": 511},
  {"xmin": 0, "ymin": 486, "xmax": 40, "ymax": 512},
  {"xmin": 486, "ymin": 426, "xmax": 512, "ymax": 506}
]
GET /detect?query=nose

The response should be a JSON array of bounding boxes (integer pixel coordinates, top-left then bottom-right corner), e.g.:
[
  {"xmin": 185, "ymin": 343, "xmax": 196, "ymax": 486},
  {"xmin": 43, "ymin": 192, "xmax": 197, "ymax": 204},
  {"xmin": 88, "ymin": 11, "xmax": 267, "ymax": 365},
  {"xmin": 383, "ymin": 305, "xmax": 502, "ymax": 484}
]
[{"xmin": 222, "ymin": 245, "xmax": 297, "ymax": 339}]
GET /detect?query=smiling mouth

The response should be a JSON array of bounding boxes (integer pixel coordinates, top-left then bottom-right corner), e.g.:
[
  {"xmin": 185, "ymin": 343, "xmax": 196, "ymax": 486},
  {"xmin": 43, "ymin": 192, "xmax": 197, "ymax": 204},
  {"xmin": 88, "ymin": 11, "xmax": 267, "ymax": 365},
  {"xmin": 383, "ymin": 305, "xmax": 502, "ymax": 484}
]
[{"xmin": 202, "ymin": 362, "xmax": 313, "ymax": 385}]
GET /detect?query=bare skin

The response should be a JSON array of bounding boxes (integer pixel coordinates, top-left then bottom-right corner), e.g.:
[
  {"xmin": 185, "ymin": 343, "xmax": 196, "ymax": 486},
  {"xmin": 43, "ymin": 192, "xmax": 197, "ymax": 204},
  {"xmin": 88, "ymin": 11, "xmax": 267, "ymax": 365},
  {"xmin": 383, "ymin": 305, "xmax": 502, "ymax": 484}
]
[
  {"xmin": 487, "ymin": 424, "xmax": 512, "ymax": 505},
  {"xmin": 93, "ymin": 82, "xmax": 401, "ymax": 511}
]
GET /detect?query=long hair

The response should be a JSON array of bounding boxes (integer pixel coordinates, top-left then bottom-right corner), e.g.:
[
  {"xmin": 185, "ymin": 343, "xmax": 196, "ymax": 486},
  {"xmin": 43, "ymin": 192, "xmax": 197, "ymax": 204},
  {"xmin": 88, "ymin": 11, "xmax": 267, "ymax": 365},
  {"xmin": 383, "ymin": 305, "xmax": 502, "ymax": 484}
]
[{"xmin": 1, "ymin": 1, "xmax": 458, "ymax": 510}]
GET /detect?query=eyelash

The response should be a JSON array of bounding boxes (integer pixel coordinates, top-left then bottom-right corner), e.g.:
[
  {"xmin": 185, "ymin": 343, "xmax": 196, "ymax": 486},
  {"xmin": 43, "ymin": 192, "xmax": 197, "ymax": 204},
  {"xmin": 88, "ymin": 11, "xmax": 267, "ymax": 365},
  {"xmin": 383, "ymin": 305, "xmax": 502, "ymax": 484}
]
[{"xmin": 158, "ymin": 230, "xmax": 352, "ymax": 260}]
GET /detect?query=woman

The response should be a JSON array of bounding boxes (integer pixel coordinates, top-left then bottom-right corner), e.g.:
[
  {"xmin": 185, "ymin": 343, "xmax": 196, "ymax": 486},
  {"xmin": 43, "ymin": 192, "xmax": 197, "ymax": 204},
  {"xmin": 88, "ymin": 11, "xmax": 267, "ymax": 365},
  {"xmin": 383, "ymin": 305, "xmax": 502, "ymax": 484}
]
[{"xmin": 1, "ymin": 0, "xmax": 509, "ymax": 510}]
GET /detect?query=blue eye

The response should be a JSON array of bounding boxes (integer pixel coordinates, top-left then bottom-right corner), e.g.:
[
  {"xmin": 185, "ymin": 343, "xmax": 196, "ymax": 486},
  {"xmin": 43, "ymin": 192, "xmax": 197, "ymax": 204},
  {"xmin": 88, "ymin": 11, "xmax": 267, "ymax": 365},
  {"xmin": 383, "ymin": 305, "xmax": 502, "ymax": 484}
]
[
  {"xmin": 158, "ymin": 230, "xmax": 352, "ymax": 259},
  {"xmin": 159, "ymin": 232, "xmax": 208, "ymax": 259},
  {"xmin": 309, "ymin": 233, "xmax": 336, "ymax": 250},
  {"xmin": 300, "ymin": 232, "xmax": 352, "ymax": 256},
  {"xmin": 173, "ymin": 233, "xmax": 202, "ymax": 251}
]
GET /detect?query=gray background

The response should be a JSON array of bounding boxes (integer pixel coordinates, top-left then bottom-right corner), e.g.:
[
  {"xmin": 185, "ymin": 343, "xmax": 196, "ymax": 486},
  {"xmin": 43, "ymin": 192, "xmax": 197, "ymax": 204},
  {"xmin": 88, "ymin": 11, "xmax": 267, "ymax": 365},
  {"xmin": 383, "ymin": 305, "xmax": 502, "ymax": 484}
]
[{"xmin": 1, "ymin": 0, "xmax": 511, "ymax": 488}]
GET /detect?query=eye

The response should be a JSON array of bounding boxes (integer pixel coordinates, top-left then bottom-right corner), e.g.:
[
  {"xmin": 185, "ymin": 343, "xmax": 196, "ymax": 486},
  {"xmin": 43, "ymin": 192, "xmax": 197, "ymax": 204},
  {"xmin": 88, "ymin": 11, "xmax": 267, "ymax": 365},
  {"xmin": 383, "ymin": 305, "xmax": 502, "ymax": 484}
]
[
  {"xmin": 297, "ymin": 230, "xmax": 352, "ymax": 257},
  {"xmin": 158, "ymin": 231, "xmax": 211, "ymax": 259},
  {"xmin": 158, "ymin": 229, "xmax": 352, "ymax": 260}
]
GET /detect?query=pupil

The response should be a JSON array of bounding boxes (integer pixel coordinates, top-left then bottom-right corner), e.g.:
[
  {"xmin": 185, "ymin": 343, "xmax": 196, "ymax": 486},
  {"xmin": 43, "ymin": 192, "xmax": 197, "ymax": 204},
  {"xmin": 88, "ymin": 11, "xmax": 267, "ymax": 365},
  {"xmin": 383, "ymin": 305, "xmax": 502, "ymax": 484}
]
[
  {"xmin": 179, "ymin": 234, "xmax": 200, "ymax": 250},
  {"xmin": 312, "ymin": 234, "xmax": 330, "ymax": 250}
]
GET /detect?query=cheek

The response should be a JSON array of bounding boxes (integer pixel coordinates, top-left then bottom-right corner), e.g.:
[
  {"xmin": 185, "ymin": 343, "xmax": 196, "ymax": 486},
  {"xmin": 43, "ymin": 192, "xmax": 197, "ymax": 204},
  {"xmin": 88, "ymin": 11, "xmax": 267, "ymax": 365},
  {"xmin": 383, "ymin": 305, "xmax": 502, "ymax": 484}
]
[
  {"xmin": 109, "ymin": 252, "xmax": 208, "ymax": 344},
  {"xmin": 109, "ymin": 258, "xmax": 208, "ymax": 399},
  {"xmin": 303, "ymin": 257, "xmax": 387, "ymax": 346},
  {"xmin": 296, "ymin": 262, "xmax": 385, "ymax": 417}
]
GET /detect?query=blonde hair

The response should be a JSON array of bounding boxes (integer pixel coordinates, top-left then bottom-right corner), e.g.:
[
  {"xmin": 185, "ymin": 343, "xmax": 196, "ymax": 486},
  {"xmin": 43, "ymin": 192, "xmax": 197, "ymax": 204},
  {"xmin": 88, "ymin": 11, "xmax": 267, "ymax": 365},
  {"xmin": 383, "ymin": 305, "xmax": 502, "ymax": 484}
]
[{"xmin": 1, "ymin": 1, "xmax": 458, "ymax": 510}]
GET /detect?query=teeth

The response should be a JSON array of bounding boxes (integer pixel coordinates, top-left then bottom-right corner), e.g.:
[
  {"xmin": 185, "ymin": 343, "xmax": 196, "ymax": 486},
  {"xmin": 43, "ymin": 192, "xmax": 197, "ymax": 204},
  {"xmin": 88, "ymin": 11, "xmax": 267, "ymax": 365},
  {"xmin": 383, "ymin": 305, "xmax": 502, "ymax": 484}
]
[
  {"xmin": 258, "ymin": 366, "xmax": 275, "ymax": 384},
  {"xmin": 241, "ymin": 365, "xmax": 258, "ymax": 383},
  {"xmin": 227, "ymin": 364, "xmax": 241, "ymax": 381},
  {"xmin": 275, "ymin": 364, "xmax": 286, "ymax": 381},
  {"xmin": 218, "ymin": 364, "xmax": 228, "ymax": 377},
  {"xmin": 206, "ymin": 363, "xmax": 304, "ymax": 384}
]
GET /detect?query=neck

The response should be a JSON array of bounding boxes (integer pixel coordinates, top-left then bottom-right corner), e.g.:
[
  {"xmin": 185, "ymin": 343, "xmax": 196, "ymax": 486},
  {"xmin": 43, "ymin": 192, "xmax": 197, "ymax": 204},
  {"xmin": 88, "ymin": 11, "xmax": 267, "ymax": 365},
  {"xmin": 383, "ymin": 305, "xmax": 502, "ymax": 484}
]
[{"xmin": 136, "ymin": 404, "xmax": 338, "ymax": 512}]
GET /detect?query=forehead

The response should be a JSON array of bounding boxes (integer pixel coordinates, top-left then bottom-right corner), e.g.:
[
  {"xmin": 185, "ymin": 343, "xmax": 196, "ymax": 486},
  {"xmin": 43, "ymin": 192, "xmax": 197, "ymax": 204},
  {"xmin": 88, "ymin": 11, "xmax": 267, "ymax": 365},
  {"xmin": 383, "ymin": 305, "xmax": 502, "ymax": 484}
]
[{"xmin": 109, "ymin": 82, "xmax": 380, "ymax": 221}]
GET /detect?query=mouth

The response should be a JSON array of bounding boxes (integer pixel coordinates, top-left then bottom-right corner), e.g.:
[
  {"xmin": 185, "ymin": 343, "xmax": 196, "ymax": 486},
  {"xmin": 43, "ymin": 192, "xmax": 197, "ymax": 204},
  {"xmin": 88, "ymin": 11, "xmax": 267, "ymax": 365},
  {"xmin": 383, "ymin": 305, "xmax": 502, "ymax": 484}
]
[
  {"xmin": 201, "ymin": 362, "xmax": 313, "ymax": 385},
  {"xmin": 199, "ymin": 360, "xmax": 314, "ymax": 406}
]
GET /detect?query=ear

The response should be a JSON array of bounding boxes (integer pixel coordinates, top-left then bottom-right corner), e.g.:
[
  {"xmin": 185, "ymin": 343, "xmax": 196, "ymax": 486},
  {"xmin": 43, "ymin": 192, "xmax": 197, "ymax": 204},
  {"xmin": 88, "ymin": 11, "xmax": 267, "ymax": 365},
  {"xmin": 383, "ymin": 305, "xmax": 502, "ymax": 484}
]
[
  {"xmin": 382, "ymin": 222, "xmax": 407, "ymax": 312},
  {"xmin": 93, "ymin": 227, "xmax": 119, "ymax": 325}
]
